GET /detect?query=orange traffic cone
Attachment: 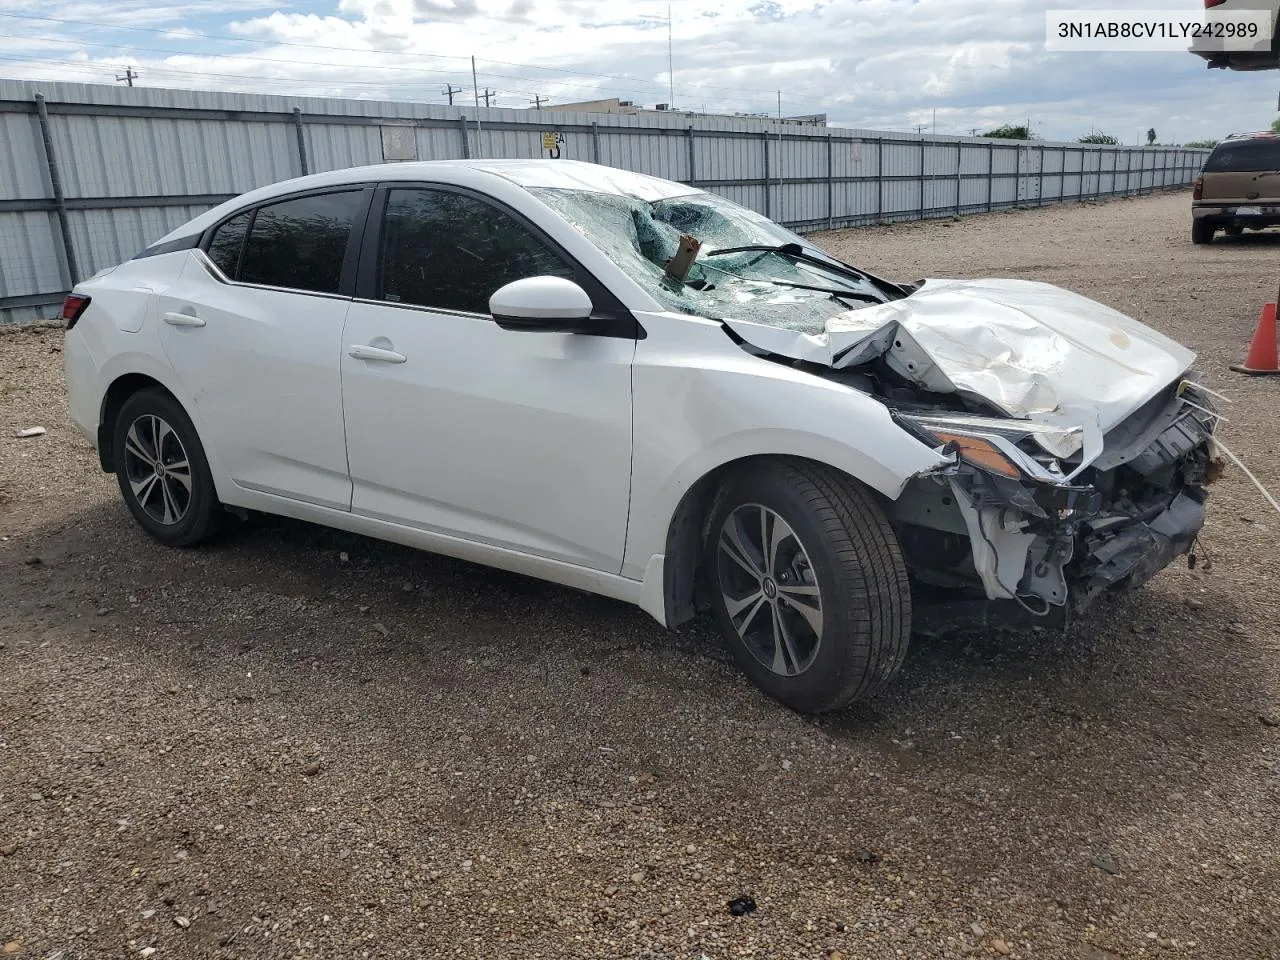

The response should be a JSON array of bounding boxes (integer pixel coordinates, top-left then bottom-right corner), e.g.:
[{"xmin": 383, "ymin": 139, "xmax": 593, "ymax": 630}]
[{"xmin": 1231, "ymin": 301, "xmax": 1280, "ymax": 376}]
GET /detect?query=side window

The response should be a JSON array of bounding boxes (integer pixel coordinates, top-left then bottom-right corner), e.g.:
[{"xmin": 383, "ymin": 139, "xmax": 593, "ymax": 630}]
[
  {"xmin": 206, "ymin": 210, "xmax": 251, "ymax": 279},
  {"xmin": 379, "ymin": 188, "xmax": 575, "ymax": 314},
  {"xmin": 239, "ymin": 191, "xmax": 363, "ymax": 295}
]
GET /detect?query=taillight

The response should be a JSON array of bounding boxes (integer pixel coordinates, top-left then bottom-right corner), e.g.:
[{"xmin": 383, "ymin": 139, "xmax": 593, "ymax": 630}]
[
  {"xmin": 1193, "ymin": 176, "xmax": 1204, "ymax": 200},
  {"xmin": 1205, "ymin": 0, "xmax": 1227, "ymax": 6},
  {"xmin": 61, "ymin": 293, "xmax": 91, "ymax": 330}
]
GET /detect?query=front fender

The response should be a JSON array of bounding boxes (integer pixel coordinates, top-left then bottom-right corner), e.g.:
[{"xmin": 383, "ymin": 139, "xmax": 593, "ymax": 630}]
[{"xmin": 622, "ymin": 316, "xmax": 949, "ymax": 580}]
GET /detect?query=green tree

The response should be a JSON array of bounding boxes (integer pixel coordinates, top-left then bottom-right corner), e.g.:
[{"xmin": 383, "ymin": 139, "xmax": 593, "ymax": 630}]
[
  {"xmin": 1270, "ymin": 117, "xmax": 1280, "ymax": 133},
  {"xmin": 1146, "ymin": 127, "xmax": 1158, "ymax": 145},
  {"xmin": 982, "ymin": 124, "xmax": 1032, "ymax": 140},
  {"xmin": 1184, "ymin": 138, "xmax": 1218, "ymax": 149},
  {"xmin": 1078, "ymin": 132, "xmax": 1120, "ymax": 144}
]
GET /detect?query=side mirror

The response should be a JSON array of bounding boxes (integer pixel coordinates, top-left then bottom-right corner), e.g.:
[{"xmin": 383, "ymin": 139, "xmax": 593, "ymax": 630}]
[{"xmin": 489, "ymin": 276, "xmax": 594, "ymax": 332}]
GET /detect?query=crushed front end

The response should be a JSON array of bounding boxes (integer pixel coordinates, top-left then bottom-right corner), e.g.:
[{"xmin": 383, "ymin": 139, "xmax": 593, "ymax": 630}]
[{"xmin": 888, "ymin": 380, "xmax": 1221, "ymax": 631}]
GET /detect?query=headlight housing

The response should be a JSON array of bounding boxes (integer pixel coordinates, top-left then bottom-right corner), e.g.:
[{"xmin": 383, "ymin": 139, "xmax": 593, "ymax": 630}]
[{"xmin": 898, "ymin": 413, "xmax": 1082, "ymax": 483}]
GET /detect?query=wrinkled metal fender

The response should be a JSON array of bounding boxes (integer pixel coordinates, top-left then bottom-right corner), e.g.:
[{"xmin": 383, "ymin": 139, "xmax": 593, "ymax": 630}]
[{"xmin": 622, "ymin": 312, "xmax": 951, "ymax": 598}]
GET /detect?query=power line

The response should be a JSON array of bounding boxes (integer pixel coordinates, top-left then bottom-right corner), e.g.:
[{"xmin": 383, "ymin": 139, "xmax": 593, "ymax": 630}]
[
  {"xmin": 0, "ymin": 30, "xmax": 796, "ymax": 111},
  {"xmin": 0, "ymin": 9, "xmax": 804, "ymax": 101}
]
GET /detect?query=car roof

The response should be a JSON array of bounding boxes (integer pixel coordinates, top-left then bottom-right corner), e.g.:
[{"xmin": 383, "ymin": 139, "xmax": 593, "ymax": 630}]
[
  {"xmin": 149, "ymin": 159, "xmax": 698, "ymax": 248},
  {"xmin": 1219, "ymin": 131, "xmax": 1280, "ymax": 144}
]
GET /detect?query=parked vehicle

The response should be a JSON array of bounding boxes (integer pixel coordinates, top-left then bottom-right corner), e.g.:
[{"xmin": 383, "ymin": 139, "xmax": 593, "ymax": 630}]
[
  {"xmin": 1189, "ymin": 0, "xmax": 1280, "ymax": 71},
  {"xmin": 63, "ymin": 160, "xmax": 1220, "ymax": 713},
  {"xmin": 1192, "ymin": 131, "xmax": 1280, "ymax": 242}
]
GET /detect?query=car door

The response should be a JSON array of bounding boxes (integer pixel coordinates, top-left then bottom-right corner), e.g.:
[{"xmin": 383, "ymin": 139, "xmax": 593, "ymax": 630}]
[
  {"xmin": 156, "ymin": 187, "xmax": 371, "ymax": 511},
  {"xmin": 340, "ymin": 184, "xmax": 636, "ymax": 572}
]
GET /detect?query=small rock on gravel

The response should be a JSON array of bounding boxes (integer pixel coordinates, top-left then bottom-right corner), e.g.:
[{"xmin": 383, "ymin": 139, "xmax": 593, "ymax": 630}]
[
  {"xmin": 727, "ymin": 894, "xmax": 757, "ymax": 916},
  {"xmin": 0, "ymin": 842, "xmax": 17, "ymax": 857},
  {"xmin": 300, "ymin": 761, "xmax": 321, "ymax": 777},
  {"xmin": 992, "ymin": 937, "xmax": 1011, "ymax": 955},
  {"xmin": 1091, "ymin": 856, "xmax": 1120, "ymax": 875}
]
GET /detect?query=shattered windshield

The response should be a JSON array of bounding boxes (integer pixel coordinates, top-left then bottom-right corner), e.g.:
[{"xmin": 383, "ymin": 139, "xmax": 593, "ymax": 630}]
[{"xmin": 528, "ymin": 187, "xmax": 889, "ymax": 333}]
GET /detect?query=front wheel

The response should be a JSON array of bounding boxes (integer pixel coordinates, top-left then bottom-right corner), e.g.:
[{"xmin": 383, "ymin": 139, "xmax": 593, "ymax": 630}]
[
  {"xmin": 112, "ymin": 388, "xmax": 223, "ymax": 547},
  {"xmin": 1191, "ymin": 220, "xmax": 1215, "ymax": 245},
  {"xmin": 704, "ymin": 460, "xmax": 911, "ymax": 713}
]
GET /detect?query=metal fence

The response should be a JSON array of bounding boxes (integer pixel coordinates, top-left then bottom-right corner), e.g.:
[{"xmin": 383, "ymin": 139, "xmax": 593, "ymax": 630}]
[{"xmin": 0, "ymin": 79, "xmax": 1209, "ymax": 325}]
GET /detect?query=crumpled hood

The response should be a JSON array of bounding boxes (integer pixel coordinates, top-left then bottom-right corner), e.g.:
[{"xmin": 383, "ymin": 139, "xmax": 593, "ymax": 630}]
[{"xmin": 724, "ymin": 278, "xmax": 1196, "ymax": 458}]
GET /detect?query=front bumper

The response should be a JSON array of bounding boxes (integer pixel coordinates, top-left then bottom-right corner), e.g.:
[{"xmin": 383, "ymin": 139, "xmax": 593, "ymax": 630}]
[{"xmin": 897, "ymin": 381, "xmax": 1219, "ymax": 625}]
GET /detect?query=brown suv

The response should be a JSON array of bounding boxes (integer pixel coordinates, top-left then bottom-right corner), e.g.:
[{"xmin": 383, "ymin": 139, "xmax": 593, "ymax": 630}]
[{"xmin": 1193, "ymin": 132, "xmax": 1280, "ymax": 243}]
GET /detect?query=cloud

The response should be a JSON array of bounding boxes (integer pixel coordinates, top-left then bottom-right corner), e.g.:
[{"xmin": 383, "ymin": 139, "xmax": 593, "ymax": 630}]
[{"xmin": 1, "ymin": 0, "xmax": 1276, "ymax": 142}]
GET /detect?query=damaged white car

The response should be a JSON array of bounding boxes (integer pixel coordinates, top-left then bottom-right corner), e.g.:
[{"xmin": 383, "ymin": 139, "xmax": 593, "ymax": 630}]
[{"xmin": 63, "ymin": 159, "xmax": 1219, "ymax": 713}]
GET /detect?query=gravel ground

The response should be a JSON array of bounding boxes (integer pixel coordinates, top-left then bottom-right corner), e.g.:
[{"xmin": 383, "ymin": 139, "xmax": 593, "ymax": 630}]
[{"xmin": 1, "ymin": 190, "xmax": 1278, "ymax": 960}]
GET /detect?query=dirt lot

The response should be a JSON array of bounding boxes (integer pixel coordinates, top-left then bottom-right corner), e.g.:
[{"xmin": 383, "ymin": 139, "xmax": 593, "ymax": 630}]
[{"xmin": 1, "ymin": 190, "xmax": 1277, "ymax": 960}]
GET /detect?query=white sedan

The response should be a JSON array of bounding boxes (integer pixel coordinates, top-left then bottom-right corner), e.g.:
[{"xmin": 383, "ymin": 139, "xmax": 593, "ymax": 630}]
[{"xmin": 63, "ymin": 159, "xmax": 1218, "ymax": 713}]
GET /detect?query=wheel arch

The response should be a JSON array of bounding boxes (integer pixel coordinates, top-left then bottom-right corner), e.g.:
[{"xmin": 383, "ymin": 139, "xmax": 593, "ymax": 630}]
[
  {"xmin": 658, "ymin": 453, "xmax": 903, "ymax": 629},
  {"xmin": 97, "ymin": 373, "xmax": 182, "ymax": 472}
]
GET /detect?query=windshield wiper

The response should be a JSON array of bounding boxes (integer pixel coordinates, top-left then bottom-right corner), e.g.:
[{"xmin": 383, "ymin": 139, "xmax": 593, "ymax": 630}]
[
  {"xmin": 698, "ymin": 260, "xmax": 882, "ymax": 304},
  {"xmin": 703, "ymin": 243, "xmax": 875, "ymax": 285}
]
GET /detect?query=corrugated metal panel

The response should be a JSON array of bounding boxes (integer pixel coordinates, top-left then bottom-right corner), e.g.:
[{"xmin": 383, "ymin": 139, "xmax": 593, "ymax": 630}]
[
  {"xmin": 0, "ymin": 80, "xmax": 1210, "ymax": 324},
  {"xmin": 0, "ymin": 114, "xmax": 47, "ymax": 200},
  {"xmin": 0, "ymin": 211, "xmax": 62, "ymax": 298}
]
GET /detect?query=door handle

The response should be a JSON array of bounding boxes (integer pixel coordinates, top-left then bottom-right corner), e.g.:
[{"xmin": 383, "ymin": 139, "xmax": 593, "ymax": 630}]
[
  {"xmin": 347, "ymin": 344, "xmax": 407, "ymax": 364},
  {"xmin": 163, "ymin": 311, "xmax": 205, "ymax": 327}
]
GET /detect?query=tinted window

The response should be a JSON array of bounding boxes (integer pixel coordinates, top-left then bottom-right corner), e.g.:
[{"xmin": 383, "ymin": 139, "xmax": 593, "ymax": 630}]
[
  {"xmin": 206, "ymin": 211, "xmax": 251, "ymax": 278},
  {"xmin": 379, "ymin": 188, "xmax": 574, "ymax": 313},
  {"xmin": 239, "ymin": 191, "xmax": 362, "ymax": 294},
  {"xmin": 1203, "ymin": 138, "xmax": 1280, "ymax": 173}
]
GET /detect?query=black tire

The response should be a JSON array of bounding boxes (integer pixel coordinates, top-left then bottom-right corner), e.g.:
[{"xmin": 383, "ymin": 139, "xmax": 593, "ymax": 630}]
[
  {"xmin": 1192, "ymin": 220, "xmax": 1215, "ymax": 245},
  {"xmin": 703, "ymin": 459, "xmax": 911, "ymax": 713},
  {"xmin": 112, "ymin": 388, "xmax": 223, "ymax": 547}
]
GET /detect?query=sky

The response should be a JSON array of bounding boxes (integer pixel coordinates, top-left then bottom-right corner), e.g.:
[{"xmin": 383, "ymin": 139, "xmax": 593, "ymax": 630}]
[{"xmin": 0, "ymin": 0, "xmax": 1278, "ymax": 143}]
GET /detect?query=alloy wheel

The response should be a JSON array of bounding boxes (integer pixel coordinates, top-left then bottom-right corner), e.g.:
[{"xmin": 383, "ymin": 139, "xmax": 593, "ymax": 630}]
[
  {"xmin": 716, "ymin": 503, "xmax": 824, "ymax": 677},
  {"xmin": 122, "ymin": 414, "xmax": 193, "ymax": 526}
]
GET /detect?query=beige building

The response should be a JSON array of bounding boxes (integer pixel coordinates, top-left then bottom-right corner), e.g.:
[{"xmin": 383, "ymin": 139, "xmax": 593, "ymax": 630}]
[{"xmin": 541, "ymin": 97, "xmax": 827, "ymax": 126}]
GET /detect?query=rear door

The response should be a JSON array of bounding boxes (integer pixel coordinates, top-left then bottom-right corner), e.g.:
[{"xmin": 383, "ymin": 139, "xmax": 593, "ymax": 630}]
[
  {"xmin": 1200, "ymin": 137, "xmax": 1280, "ymax": 203},
  {"xmin": 156, "ymin": 187, "xmax": 371, "ymax": 510}
]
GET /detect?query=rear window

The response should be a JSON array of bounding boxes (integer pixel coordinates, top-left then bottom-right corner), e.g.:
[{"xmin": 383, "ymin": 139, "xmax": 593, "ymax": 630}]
[{"xmin": 1203, "ymin": 138, "xmax": 1280, "ymax": 173}]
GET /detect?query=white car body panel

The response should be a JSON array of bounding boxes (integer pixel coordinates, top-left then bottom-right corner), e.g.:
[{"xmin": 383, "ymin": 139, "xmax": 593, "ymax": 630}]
[
  {"xmin": 724, "ymin": 278, "xmax": 1196, "ymax": 463},
  {"xmin": 341, "ymin": 300, "xmax": 635, "ymax": 570},
  {"xmin": 155, "ymin": 252, "xmax": 353, "ymax": 511}
]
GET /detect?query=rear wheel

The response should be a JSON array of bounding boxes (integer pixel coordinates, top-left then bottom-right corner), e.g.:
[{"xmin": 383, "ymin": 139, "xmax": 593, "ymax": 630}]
[
  {"xmin": 112, "ymin": 388, "xmax": 223, "ymax": 547},
  {"xmin": 704, "ymin": 460, "xmax": 911, "ymax": 713},
  {"xmin": 1192, "ymin": 220, "xmax": 1215, "ymax": 245}
]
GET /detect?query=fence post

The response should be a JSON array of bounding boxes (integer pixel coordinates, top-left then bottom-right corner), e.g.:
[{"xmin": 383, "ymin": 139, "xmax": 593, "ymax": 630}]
[
  {"xmin": 877, "ymin": 137, "xmax": 885, "ymax": 223},
  {"xmin": 33, "ymin": 92, "xmax": 79, "ymax": 288},
  {"xmin": 986, "ymin": 142, "xmax": 994, "ymax": 212},
  {"xmin": 686, "ymin": 125, "xmax": 696, "ymax": 185},
  {"xmin": 292, "ymin": 107, "xmax": 309, "ymax": 176},
  {"xmin": 955, "ymin": 142, "xmax": 962, "ymax": 216},
  {"xmin": 1014, "ymin": 143, "xmax": 1022, "ymax": 208},
  {"xmin": 918, "ymin": 137, "xmax": 926, "ymax": 220},
  {"xmin": 761, "ymin": 131, "xmax": 771, "ymax": 219},
  {"xmin": 826, "ymin": 133, "xmax": 834, "ymax": 230},
  {"xmin": 590, "ymin": 121, "xmax": 600, "ymax": 164},
  {"xmin": 1037, "ymin": 143, "xmax": 1045, "ymax": 206},
  {"xmin": 457, "ymin": 116, "xmax": 470, "ymax": 159}
]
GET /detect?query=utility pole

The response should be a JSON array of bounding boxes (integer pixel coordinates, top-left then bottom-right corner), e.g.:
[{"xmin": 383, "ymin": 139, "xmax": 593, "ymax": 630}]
[
  {"xmin": 913, "ymin": 123, "xmax": 927, "ymax": 134},
  {"xmin": 530, "ymin": 94, "xmax": 548, "ymax": 109},
  {"xmin": 667, "ymin": 3, "xmax": 675, "ymax": 108},
  {"xmin": 443, "ymin": 83, "xmax": 462, "ymax": 106},
  {"xmin": 115, "ymin": 66, "xmax": 137, "ymax": 87},
  {"xmin": 932, "ymin": 107, "xmax": 936, "ymax": 134},
  {"xmin": 481, "ymin": 88, "xmax": 496, "ymax": 108},
  {"xmin": 969, "ymin": 127, "xmax": 981, "ymax": 136}
]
